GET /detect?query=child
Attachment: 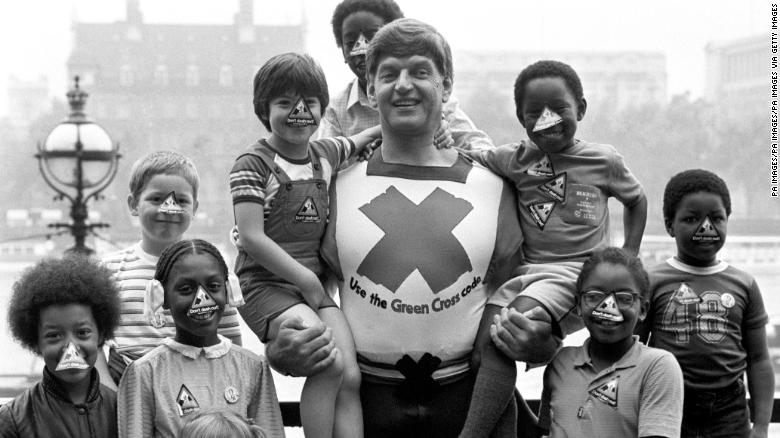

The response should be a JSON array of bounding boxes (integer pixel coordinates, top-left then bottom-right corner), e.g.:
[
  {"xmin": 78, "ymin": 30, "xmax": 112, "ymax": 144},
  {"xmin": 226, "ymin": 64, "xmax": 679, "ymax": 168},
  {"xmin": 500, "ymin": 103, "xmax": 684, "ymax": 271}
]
[
  {"xmin": 97, "ymin": 150, "xmax": 243, "ymax": 388},
  {"xmin": 180, "ymin": 410, "xmax": 268, "ymax": 438},
  {"xmin": 230, "ymin": 52, "xmax": 379, "ymax": 438},
  {"xmin": 538, "ymin": 247, "xmax": 683, "ymax": 438},
  {"xmin": 459, "ymin": 59, "xmax": 648, "ymax": 436},
  {"xmin": 0, "ymin": 256, "xmax": 121, "ymax": 438},
  {"xmin": 118, "ymin": 239, "xmax": 283, "ymax": 438},
  {"xmin": 638, "ymin": 169, "xmax": 774, "ymax": 438},
  {"xmin": 319, "ymin": 0, "xmax": 493, "ymax": 151}
]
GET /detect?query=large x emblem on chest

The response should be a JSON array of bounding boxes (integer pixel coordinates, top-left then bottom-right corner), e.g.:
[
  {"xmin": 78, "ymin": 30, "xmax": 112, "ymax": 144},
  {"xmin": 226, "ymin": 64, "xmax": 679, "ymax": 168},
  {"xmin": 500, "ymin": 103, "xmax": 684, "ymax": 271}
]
[{"xmin": 357, "ymin": 186, "xmax": 473, "ymax": 293}]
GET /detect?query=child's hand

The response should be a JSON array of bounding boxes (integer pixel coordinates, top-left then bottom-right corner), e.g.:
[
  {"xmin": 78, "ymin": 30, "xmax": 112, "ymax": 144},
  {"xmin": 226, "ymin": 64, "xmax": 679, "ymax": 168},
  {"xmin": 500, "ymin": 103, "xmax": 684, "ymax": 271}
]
[
  {"xmin": 434, "ymin": 116, "xmax": 454, "ymax": 149},
  {"xmin": 357, "ymin": 138, "xmax": 382, "ymax": 161},
  {"xmin": 490, "ymin": 306, "xmax": 556, "ymax": 364}
]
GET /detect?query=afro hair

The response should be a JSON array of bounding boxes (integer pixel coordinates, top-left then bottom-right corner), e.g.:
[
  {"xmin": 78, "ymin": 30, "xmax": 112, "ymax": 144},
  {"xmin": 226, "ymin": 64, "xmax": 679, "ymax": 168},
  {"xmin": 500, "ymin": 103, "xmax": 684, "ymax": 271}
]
[
  {"xmin": 7, "ymin": 255, "xmax": 121, "ymax": 353},
  {"xmin": 331, "ymin": 0, "xmax": 404, "ymax": 48},
  {"xmin": 662, "ymin": 169, "xmax": 731, "ymax": 221}
]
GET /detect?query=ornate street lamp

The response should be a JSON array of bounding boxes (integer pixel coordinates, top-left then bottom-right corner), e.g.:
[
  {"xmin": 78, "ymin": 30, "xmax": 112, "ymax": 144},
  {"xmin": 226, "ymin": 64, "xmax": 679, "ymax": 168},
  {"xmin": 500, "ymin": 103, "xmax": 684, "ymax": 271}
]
[{"xmin": 36, "ymin": 76, "xmax": 121, "ymax": 255}]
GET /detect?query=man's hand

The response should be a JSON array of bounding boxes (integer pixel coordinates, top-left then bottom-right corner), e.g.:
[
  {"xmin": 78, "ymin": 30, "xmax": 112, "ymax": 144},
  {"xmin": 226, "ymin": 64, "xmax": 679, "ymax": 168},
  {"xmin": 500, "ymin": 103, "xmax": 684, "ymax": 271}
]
[
  {"xmin": 490, "ymin": 306, "xmax": 557, "ymax": 364},
  {"xmin": 265, "ymin": 317, "xmax": 338, "ymax": 377}
]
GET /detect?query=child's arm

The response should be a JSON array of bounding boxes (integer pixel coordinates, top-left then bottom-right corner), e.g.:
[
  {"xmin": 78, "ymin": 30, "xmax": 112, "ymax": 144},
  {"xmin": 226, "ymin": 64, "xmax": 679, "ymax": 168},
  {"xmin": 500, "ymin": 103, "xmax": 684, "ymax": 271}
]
[
  {"xmin": 743, "ymin": 325, "xmax": 774, "ymax": 438},
  {"xmin": 235, "ymin": 202, "xmax": 327, "ymax": 309},
  {"xmin": 621, "ymin": 193, "xmax": 647, "ymax": 257},
  {"xmin": 346, "ymin": 125, "xmax": 382, "ymax": 160},
  {"xmin": 117, "ymin": 361, "xmax": 154, "ymax": 438}
]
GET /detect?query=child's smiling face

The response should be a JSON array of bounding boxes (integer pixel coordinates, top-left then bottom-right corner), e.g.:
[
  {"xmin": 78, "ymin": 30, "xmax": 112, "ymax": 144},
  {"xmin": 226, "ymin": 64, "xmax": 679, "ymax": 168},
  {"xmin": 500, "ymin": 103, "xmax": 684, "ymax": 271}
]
[
  {"xmin": 37, "ymin": 303, "xmax": 100, "ymax": 385},
  {"xmin": 666, "ymin": 191, "xmax": 728, "ymax": 267},
  {"xmin": 164, "ymin": 252, "xmax": 226, "ymax": 347},
  {"xmin": 341, "ymin": 10, "xmax": 386, "ymax": 87},
  {"xmin": 519, "ymin": 76, "xmax": 585, "ymax": 153},
  {"xmin": 579, "ymin": 262, "xmax": 646, "ymax": 347}
]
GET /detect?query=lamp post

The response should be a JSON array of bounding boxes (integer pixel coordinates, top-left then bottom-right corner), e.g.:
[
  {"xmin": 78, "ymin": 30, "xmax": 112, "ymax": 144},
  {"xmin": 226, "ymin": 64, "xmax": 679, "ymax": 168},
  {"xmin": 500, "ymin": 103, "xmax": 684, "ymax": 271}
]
[{"xmin": 36, "ymin": 76, "xmax": 121, "ymax": 255}]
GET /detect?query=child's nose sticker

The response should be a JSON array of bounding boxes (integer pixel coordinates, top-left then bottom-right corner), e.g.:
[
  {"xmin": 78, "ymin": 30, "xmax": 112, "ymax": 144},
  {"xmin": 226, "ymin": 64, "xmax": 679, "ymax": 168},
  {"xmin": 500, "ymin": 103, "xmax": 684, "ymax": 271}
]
[
  {"xmin": 349, "ymin": 33, "xmax": 369, "ymax": 57},
  {"xmin": 188, "ymin": 286, "xmax": 220, "ymax": 317},
  {"xmin": 55, "ymin": 342, "xmax": 89, "ymax": 371},
  {"xmin": 591, "ymin": 294, "xmax": 624, "ymax": 322},
  {"xmin": 158, "ymin": 191, "xmax": 185, "ymax": 215},
  {"xmin": 286, "ymin": 97, "xmax": 318, "ymax": 127},
  {"xmin": 533, "ymin": 107, "xmax": 563, "ymax": 132},
  {"xmin": 692, "ymin": 216, "xmax": 721, "ymax": 242}
]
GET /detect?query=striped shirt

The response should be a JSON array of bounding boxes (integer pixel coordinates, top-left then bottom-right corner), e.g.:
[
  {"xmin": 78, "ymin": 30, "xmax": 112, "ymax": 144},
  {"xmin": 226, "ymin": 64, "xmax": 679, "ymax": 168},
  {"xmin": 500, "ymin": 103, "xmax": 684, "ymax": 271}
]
[{"xmin": 102, "ymin": 243, "xmax": 242, "ymax": 359}]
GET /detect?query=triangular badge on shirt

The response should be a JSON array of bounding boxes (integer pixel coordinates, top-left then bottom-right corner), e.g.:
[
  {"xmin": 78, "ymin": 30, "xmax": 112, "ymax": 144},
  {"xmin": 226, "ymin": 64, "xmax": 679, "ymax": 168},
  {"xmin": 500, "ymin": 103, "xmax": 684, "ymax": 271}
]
[
  {"xmin": 538, "ymin": 172, "xmax": 567, "ymax": 203},
  {"xmin": 590, "ymin": 377, "xmax": 619, "ymax": 407},
  {"xmin": 692, "ymin": 216, "xmax": 721, "ymax": 242},
  {"xmin": 349, "ymin": 33, "xmax": 369, "ymax": 57},
  {"xmin": 294, "ymin": 196, "xmax": 321, "ymax": 223},
  {"xmin": 674, "ymin": 282, "xmax": 700, "ymax": 305},
  {"xmin": 158, "ymin": 191, "xmax": 185, "ymax": 215},
  {"xmin": 55, "ymin": 342, "xmax": 90, "ymax": 371},
  {"xmin": 286, "ymin": 97, "xmax": 317, "ymax": 127},
  {"xmin": 187, "ymin": 286, "xmax": 220, "ymax": 318},
  {"xmin": 176, "ymin": 384, "xmax": 200, "ymax": 416},
  {"xmin": 527, "ymin": 154, "xmax": 555, "ymax": 177},
  {"xmin": 591, "ymin": 294, "xmax": 624, "ymax": 322},
  {"xmin": 532, "ymin": 106, "xmax": 563, "ymax": 132},
  {"xmin": 528, "ymin": 201, "xmax": 555, "ymax": 229}
]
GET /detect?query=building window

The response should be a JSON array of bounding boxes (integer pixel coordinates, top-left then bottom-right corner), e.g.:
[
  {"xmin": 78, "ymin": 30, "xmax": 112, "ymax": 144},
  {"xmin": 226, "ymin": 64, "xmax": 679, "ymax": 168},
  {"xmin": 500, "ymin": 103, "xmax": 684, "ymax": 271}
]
[
  {"xmin": 119, "ymin": 65, "xmax": 133, "ymax": 86},
  {"xmin": 154, "ymin": 65, "xmax": 169, "ymax": 86},
  {"xmin": 186, "ymin": 65, "xmax": 199, "ymax": 87},
  {"xmin": 219, "ymin": 65, "xmax": 233, "ymax": 87}
]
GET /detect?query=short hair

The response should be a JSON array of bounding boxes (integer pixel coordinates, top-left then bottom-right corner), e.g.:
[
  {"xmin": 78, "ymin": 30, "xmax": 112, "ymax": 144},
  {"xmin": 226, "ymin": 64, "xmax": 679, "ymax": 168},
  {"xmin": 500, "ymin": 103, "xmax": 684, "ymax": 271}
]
[
  {"xmin": 331, "ymin": 0, "xmax": 404, "ymax": 48},
  {"xmin": 155, "ymin": 239, "xmax": 228, "ymax": 287},
  {"xmin": 128, "ymin": 150, "xmax": 199, "ymax": 204},
  {"xmin": 366, "ymin": 18, "xmax": 453, "ymax": 83},
  {"xmin": 180, "ymin": 410, "xmax": 267, "ymax": 438},
  {"xmin": 514, "ymin": 60, "xmax": 584, "ymax": 123},
  {"xmin": 576, "ymin": 247, "xmax": 650, "ymax": 301},
  {"xmin": 252, "ymin": 53, "xmax": 329, "ymax": 132},
  {"xmin": 663, "ymin": 169, "xmax": 732, "ymax": 220},
  {"xmin": 7, "ymin": 255, "xmax": 121, "ymax": 352}
]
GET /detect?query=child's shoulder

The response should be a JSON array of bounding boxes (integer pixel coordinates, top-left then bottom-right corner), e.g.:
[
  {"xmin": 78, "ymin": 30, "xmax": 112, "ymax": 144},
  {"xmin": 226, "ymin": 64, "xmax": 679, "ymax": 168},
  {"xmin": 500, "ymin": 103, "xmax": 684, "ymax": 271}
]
[{"xmin": 228, "ymin": 343, "xmax": 266, "ymax": 363}]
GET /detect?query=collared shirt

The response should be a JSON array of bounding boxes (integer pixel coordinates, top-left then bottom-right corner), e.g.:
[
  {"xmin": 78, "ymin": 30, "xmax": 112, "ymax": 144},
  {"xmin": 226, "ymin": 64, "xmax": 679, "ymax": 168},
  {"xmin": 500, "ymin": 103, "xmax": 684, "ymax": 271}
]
[
  {"xmin": 317, "ymin": 78, "xmax": 494, "ymax": 151},
  {"xmin": 539, "ymin": 337, "xmax": 683, "ymax": 438},
  {"xmin": 118, "ymin": 336, "xmax": 284, "ymax": 438}
]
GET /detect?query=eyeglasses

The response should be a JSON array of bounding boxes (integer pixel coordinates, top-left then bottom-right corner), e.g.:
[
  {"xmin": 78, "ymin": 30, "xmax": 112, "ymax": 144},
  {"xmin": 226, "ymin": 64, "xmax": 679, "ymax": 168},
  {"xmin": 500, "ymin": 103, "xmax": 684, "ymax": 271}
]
[{"xmin": 580, "ymin": 290, "xmax": 641, "ymax": 309}]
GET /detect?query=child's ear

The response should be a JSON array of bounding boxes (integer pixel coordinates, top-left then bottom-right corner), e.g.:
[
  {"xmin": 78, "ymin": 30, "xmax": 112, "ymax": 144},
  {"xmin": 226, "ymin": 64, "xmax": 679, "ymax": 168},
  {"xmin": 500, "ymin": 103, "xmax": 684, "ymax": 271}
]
[
  {"xmin": 664, "ymin": 217, "xmax": 675, "ymax": 237},
  {"xmin": 577, "ymin": 98, "xmax": 587, "ymax": 121},
  {"xmin": 192, "ymin": 199, "xmax": 199, "ymax": 216},
  {"xmin": 127, "ymin": 194, "xmax": 138, "ymax": 216},
  {"xmin": 638, "ymin": 298, "xmax": 649, "ymax": 322}
]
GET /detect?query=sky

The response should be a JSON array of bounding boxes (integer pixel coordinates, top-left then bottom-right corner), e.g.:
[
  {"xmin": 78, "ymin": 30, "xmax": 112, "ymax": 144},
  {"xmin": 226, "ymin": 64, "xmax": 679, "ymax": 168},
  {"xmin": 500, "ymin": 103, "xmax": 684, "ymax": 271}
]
[{"xmin": 0, "ymin": 0, "xmax": 768, "ymax": 117}]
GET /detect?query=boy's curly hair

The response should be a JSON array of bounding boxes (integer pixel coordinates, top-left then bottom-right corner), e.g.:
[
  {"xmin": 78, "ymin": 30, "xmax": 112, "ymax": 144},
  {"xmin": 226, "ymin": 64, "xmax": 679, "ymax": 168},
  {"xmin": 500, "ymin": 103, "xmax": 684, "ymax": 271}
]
[
  {"xmin": 331, "ymin": 0, "xmax": 404, "ymax": 48},
  {"xmin": 514, "ymin": 60, "xmax": 584, "ymax": 124},
  {"xmin": 662, "ymin": 169, "xmax": 731, "ymax": 221},
  {"xmin": 576, "ymin": 247, "xmax": 650, "ymax": 301},
  {"xmin": 7, "ymin": 255, "xmax": 121, "ymax": 353}
]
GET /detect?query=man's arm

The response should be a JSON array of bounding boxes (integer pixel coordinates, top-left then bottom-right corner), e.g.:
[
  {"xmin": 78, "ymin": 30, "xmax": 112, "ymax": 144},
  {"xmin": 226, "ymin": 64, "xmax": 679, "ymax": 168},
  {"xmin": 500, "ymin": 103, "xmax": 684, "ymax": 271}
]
[
  {"xmin": 622, "ymin": 194, "xmax": 647, "ymax": 257},
  {"xmin": 264, "ymin": 317, "xmax": 337, "ymax": 377}
]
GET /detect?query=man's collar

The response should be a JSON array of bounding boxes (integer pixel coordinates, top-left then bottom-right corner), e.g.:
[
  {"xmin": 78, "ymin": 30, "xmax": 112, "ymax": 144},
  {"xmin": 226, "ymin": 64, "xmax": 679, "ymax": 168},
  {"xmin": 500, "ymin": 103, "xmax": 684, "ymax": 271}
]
[{"xmin": 163, "ymin": 335, "xmax": 232, "ymax": 359}]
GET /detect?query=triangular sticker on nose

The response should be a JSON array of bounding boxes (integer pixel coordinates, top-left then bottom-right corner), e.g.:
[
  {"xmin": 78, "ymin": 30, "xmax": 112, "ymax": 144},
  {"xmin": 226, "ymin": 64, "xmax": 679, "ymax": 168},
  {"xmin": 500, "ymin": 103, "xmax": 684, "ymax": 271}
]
[
  {"xmin": 692, "ymin": 216, "xmax": 721, "ymax": 242},
  {"xmin": 159, "ymin": 191, "xmax": 185, "ymax": 215},
  {"xmin": 532, "ymin": 106, "xmax": 563, "ymax": 132},
  {"xmin": 187, "ymin": 286, "xmax": 220, "ymax": 317},
  {"xmin": 592, "ymin": 294, "xmax": 624, "ymax": 322},
  {"xmin": 286, "ymin": 97, "xmax": 318, "ymax": 127},
  {"xmin": 349, "ymin": 33, "xmax": 369, "ymax": 57},
  {"xmin": 55, "ymin": 342, "xmax": 90, "ymax": 371}
]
